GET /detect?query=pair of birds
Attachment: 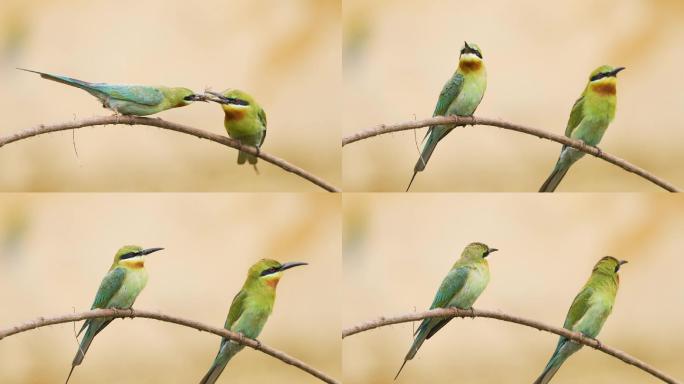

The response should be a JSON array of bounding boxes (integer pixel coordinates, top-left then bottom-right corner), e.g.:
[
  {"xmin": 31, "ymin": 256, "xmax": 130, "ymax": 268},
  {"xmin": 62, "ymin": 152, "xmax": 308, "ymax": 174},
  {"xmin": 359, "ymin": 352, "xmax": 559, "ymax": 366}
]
[
  {"xmin": 18, "ymin": 68, "xmax": 266, "ymax": 167},
  {"xmin": 406, "ymin": 42, "xmax": 625, "ymax": 192},
  {"xmin": 65, "ymin": 245, "xmax": 307, "ymax": 384},
  {"xmin": 395, "ymin": 242, "xmax": 627, "ymax": 384}
]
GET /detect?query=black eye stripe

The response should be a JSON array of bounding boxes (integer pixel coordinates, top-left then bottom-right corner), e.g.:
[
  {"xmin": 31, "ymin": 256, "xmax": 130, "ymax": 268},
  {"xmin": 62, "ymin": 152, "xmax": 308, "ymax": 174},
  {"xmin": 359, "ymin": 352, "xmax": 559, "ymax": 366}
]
[
  {"xmin": 260, "ymin": 267, "xmax": 280, "ymax": 276},
  {"xmin": 590, "ymin": 72, "xmax": 611, "ymax": 81},
  {"xmin": 461, "ymin": 47, "xmax": 482, "ymax": 59},
  {"xmin": 120, "ymin": 252, "xmax": 139, "ymax": 260}
]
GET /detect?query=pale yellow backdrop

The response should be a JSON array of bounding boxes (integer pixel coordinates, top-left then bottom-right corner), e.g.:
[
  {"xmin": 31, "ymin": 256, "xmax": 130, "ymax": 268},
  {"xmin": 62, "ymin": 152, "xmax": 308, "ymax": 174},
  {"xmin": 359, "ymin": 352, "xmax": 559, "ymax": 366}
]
[
  {"xmin": 343, "ymin": 0, "xmax": 684, "ymax": 191},
  {"xmin": 0, "ymin": 0, "xmax": 340, "ymax": 191},
  {"xmin": 344, "ymin": 194, "xmax": 684, "ymax": 383},
  {"xmin": 0, "ymin": 194, "xmax": 341, "ymax": 383}
]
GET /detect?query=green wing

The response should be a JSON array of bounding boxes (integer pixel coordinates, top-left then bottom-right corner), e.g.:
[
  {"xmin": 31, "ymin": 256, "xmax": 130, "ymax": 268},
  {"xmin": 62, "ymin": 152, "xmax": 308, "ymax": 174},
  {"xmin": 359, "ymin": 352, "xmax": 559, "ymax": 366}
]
[
  {"xmin": 414, "ymin": 266, "xmax": 469, "ymax": 338},
  {"xmin": 90, "ymin": 84, "xmax": 164, "ymax": 106},
  {"xmin": 90, "ymin": 267, "xmax": 126, "ymax": 309},
  {"xmin": 224, "ymin": 288, "xmax": 247, "ymax": 330},
  {"xmin": 432, "ymin": 73, "xmax": 464, "ymax": 117},
  {"xmin": 564, "ymin": 96, "xmax": 585, "ymax": 138},
  {"xmin": 257, "ymin": 107, "xmax": 268, "ymax": 147},
  {"xmin": 429, "ymin": 266, "xmax": 469, "ymax": 309},
  {"xmin": 563, "ymin": 286, "xmax": 593, "ymax": 330},
  {"xmin": 552, "ymin": 285, "xmax": 593, "ymax": 351}
]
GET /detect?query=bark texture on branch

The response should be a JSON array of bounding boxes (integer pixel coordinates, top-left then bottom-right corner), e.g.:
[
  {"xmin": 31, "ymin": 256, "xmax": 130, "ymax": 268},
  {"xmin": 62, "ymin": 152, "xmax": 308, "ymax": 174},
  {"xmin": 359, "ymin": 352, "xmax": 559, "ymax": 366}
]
[
  {"xmin": 342, "ymin": 115, "xmax": 679, "ymax": 192},
  {"xmin": 342, "ymin": 307, "xmax": 681, "ymax": 384},
  {"xmin": 0, "ymin": 308, "xmax": 339, "ymax": 384},
  {"xmin": 0, "ymin": 115, "xmax": 340, "ymax": 192}
]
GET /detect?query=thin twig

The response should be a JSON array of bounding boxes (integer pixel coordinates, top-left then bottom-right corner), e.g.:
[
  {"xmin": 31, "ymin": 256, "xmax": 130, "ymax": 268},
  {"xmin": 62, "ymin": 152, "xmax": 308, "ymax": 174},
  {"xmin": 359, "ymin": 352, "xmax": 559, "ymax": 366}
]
[
  {"xmin": 342, "ymin": 307, "xmax": 681, "ymax": 384},
  {"xmin": 0, "ymin": 115, "xmax": 340, "ymax": 192},
  {"xmin": 342, "ymin": 115, "xmax": 679, "ymax": 192},
  {"xmin": 0, "ymin": 308, "xmax": 339, "ymax": 384}
]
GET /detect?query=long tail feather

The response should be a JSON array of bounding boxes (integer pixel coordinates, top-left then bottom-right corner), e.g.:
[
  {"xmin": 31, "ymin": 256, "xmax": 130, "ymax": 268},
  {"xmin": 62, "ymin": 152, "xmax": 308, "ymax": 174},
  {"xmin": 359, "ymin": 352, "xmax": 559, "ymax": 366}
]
[
  {"xmin": 532, "ymin": 340, "xmax": 581, "ymax": 384},
  {"xmin": 199, "ymin": 342, "xmax": 242, "ymax": 384},
  {"xmin": 406, "ymin": 126, "xmax": 453, "ymax": 191},
  {"xmin": 18, "ymin": 68, "xmax": 93, "ymax": 91},
  {"xmin": 406, "ymin": 171, "xmax": 419, "ymax": 192},
  {"xmin": 237, "ymin": 151, "xmax": 258, "ymax": 165},
  {"xmin": 539, "ymin": 162, "xmax": 571, "ymax": 192},
  {"xmin": 532, "ymin": 352, "xmax": 565, "ymax": 384},
  {"xmin": 395, "ymin": 322, "xmax": 433, "ymax": 380}
]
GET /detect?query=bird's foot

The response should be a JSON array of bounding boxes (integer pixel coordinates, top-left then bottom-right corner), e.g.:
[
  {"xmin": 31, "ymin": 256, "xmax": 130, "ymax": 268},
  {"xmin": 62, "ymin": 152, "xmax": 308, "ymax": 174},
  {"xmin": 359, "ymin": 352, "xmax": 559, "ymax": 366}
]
[
  {"xmin": 592, "ymin": 146, "xmax": 603, "ymax": 157},
  {"xmin": 590, "ymin": 337, "xmax": 602, "ymax": 349},
  {"xmin": 467, "ymin": 307, "xmax": 476, "ymax": 318},
  {"xmin": 110, "ymin": 112, "xmax": 122, "ymax": 125},
  {"xmin": 253, "ymin": 338, "xmax": 262, "ymax": 348}
]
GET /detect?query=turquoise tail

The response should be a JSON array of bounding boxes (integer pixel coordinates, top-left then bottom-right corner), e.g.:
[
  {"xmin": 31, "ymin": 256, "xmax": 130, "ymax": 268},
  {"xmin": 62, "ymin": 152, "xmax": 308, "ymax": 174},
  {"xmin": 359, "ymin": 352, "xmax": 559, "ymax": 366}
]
[
  {"xmin": 18, "ymin": 68, "xmax": 95, "ymax": 92},
  {"xmin": 199, "ymin": 341, "xmax": 243, "ymax": 384},
  {"xmin": 394, "ymin": 319, "xmax": 433, "ymax": 380},
  {"xmin": 539, "ymin": 148, "xmax": 584, "ymax": 192},
  {"xmin": 406, "ymin": 126, "xmax": 451, "ymax": 191},
  {"xmin": 66, "ymin": 318, "xmax": 109, "ymax": 383},
  {"xmin": 237, "ymin": 151, "xmax": 257, "ymax": 165},
  {"xmin": 533, "ymin": 340, "xmax": 580, "ymax": 384}
]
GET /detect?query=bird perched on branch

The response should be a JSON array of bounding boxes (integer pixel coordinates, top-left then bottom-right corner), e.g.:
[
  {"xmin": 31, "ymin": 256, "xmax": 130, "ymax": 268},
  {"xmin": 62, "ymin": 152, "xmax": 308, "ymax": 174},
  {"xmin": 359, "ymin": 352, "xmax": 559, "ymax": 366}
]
[
  {"xmin": 532, "ymin": 256, "xmax": 627, "ymax": 384},
  {"xmin": 66, "ymin": 245, "xmax": 163, "ymax": 383},
  {"xmin": 205, "ymin": 89, "xmax": 267, "ymax": 172},
  {"xmin": 199, "ymin": 259, "xmax": 307, "ymax": 384},
  {"xmin": 18, "ymin": 68, "xmax": 204, "ymax": 116},
  {"xmin": 539, "ymin": 65, "xmax": 625, "ymax": 192},
  {"xmin": 395, "ymin": 242, "xmax": 497, "ymax": 379},
  {"xmin": 406, "ymin": 41, "xmax": 487, "ymax": 191}
]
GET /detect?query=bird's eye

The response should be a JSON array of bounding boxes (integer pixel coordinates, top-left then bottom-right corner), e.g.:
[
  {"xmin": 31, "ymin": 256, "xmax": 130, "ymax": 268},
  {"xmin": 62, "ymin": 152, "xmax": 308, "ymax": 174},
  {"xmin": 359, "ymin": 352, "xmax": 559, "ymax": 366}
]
[
  {"xmin": 260, "ymin": 267, "xmax": 279, "ymax": 276},
  {"xmin": 120, "ymin": 252, "xmax": 138, "ymax": 260},
  {"xmin": 590, "ymin": 72, "xmax": 608, "ymax": 82}
]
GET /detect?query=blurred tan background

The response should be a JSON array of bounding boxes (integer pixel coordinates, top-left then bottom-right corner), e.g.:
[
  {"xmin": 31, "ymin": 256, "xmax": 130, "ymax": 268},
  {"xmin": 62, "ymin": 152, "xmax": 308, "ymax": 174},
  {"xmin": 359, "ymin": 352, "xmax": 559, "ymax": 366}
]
[
  {"xmin": 0, "ymin": 194, "xmax": 341, "ymax": 383},
  {"xmin": 343, "ymin": 194, "xmax": 684, "ymax": 383},
  {"xmin": 0, "ymin": 0, "xmax": 340, "ymax": 191},
  {"xmin": 343, "ymin": 0, "xmax": 684, "ymax": 191}
]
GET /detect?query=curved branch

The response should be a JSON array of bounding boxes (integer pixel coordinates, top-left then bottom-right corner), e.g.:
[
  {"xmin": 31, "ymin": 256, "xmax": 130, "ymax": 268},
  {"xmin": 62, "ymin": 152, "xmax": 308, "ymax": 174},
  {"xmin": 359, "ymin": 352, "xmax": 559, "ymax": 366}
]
[
  {"xmin": 342, "ymin": 307, "xmax": 680, "ymax": 384},
  {"xmin": 0, "ymin": 115, "xmax": 340, "ymax": 192},
  {"xmin": 0, "ymin": 308, "xmax": 339, "ymax": 384},
  {"xmin": 342, "ymin": 115, "xmax": 680, "ymax": 192}
]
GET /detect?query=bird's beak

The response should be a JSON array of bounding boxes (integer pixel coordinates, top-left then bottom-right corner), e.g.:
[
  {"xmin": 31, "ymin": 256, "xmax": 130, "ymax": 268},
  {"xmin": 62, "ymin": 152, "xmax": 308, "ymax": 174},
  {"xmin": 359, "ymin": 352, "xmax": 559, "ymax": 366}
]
[
  {"xmin": 484, "ymin": 248, "xmax": 498, "ymax": 257},
  {"xmin": 611, "ymin": 67, "xmax": 626, "ymax": 76},
  {"xmin": 140, "ymin": 247, "xmax": 164, "ymax": 256},
  {"xmin": 203, "ymin": 91, "xmax": 249, "ymax": 106},
  {"xmin": 464, "ymin": 41, "xmax": 471, "ymax": 49},
  {"xmin": 618, "ymin": 260, "xmax": 628, "ymax": 266},
  {"xmin": 278, "ymin": 262, "xmax": 308, "ymax": 272},
  {"xmin": 183, "ymin": 94, "xmax": 206, "ymax": 102}
]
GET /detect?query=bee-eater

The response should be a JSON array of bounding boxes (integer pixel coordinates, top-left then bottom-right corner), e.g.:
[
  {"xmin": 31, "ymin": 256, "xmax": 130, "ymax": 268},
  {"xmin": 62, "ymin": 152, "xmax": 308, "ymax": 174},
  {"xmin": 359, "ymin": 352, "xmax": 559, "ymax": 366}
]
[
  {"xmin": 65, "ymin": 245, "xmax": 163, "ymax": 383},
  {"xmin": 395, "ymin": 242, "xmax": 497, "ymax": 379},
  {"xmin": 539, "ymin": 65, "xmax": 625, "ymax": 192},
  {"xmin": 199, "ymin": 259, "xmax": 307, "ymax": 384},
  {"xmin": 406, "ymin": 41, "xmax": 487, "ymax": 191},
  {"xmin": 205, "ymin": 89, "xmax": 267, "ymax": 170},
  {"xmin": 532, "ymin": 256, "xmax": 627, "ymax": 384},
  {"xmin": 18, "ymin": 68, "xmax": 204, "ymax": 116}
]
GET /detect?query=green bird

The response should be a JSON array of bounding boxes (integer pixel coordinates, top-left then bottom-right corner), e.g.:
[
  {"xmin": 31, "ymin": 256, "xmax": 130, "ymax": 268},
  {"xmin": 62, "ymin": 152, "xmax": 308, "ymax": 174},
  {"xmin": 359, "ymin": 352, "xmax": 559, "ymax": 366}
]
[
  {"xmin": 199, "ymin": 259, "xmax": 307, "ymax": 384},
  {"xmin": 406, "ymin": 41, "xmax": 487, "ymax": 191},
  {"xmin": 66, "ymin": 245, "xmax": 163, "ymax": 383},
  {"xmin": 19, "ymin": 68, "xmax": 204, "ymax": 116},
  {"xmin": 533, "ymin": 256, "xmax": 627, "ymax": 384},
  {"xmin": 395, "ymin": 242, "xmax": 497, "ymax": 379},
  {"xmin": 539, "ymin": 65, "xmax": 625, "ymax": 192},
  {"xmin": 206, "ymin": 89, "xmax": 267, "ymax": 171}
]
